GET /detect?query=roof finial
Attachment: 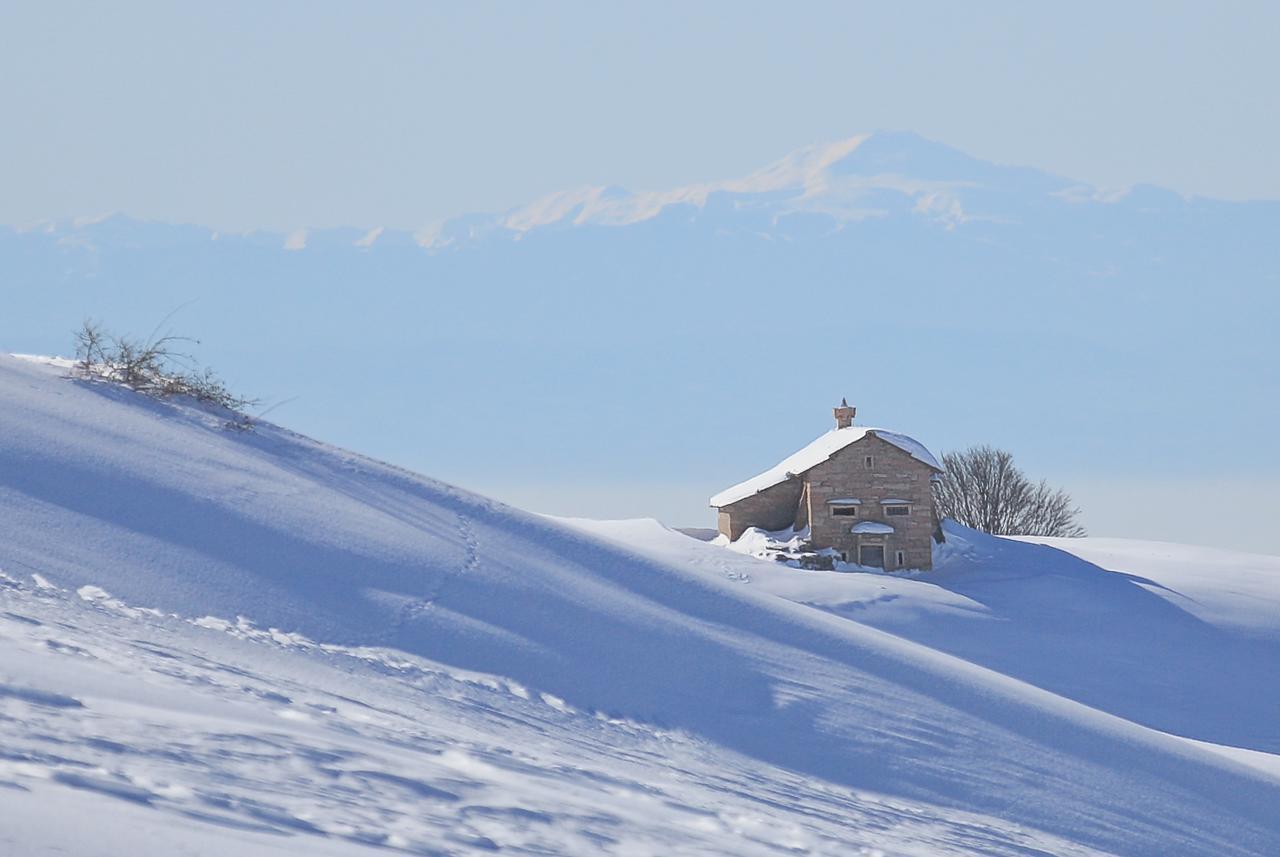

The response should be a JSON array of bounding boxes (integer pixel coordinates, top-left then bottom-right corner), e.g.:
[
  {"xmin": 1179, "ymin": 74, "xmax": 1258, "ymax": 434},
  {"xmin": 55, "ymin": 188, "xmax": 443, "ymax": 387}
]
[{"xmin": 833, "ymin": 398, "xmax": 856, "ymax": 430}]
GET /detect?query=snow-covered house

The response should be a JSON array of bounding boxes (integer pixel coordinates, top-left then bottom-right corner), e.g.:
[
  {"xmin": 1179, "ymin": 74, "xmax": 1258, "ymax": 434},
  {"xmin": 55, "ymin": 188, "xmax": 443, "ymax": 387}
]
[{"xmin": 710, "ymin": 401, "xmax": 944, "ymax": 570}]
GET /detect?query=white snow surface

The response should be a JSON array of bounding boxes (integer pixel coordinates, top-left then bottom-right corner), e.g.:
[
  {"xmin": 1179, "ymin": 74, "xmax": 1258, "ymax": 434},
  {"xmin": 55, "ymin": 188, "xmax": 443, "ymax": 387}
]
[
  {"xmin": 2, "ymin": 354, "xmax": 1280, "ymax": 856},
  {"xmin": 709, "ymin": 426, "xmax": 942, "ymax": 508}
]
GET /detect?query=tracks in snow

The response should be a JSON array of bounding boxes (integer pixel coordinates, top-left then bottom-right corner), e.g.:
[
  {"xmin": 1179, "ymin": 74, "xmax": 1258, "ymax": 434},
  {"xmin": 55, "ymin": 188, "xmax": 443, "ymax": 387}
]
[{"xmin": 396, "ymin": 510, "xmax": 482, "ymax": 633}]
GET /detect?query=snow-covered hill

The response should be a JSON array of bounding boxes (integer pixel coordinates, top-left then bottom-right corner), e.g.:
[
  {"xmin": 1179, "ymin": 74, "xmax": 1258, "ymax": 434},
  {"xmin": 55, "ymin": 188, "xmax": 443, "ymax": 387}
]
[
  {"xmin": 2, "ymin": 353, "xmax": 1279, "ymax": 856},
  {"xmin": 570, "ymin": 518, "xmax": 1280, "ymax": 758}
]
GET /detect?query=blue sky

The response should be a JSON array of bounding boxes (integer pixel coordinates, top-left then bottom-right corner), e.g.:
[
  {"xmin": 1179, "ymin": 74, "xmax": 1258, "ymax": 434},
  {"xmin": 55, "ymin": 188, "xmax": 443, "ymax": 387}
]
[
  {"xmin": 2, "ymin": 2, "xmax": 1278, "ymax": 230},
  {"xmin": 1, "ymin": 3, "xmax": 1277, "ymax": 552}
]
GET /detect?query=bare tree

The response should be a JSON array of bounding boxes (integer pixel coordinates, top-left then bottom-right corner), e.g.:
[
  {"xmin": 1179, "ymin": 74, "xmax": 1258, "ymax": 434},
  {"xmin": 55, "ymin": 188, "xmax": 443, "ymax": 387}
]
[
  {"xmin": 934, "ymin": 445, "xmax": 1085, "ymax": 537},
  {"xmin": 73, "ymin": 319, "xmax": 109, "ymax": 377},
  {"xmin": 72, "ymin": 319, "xmax": 257, "ymax": 420}
]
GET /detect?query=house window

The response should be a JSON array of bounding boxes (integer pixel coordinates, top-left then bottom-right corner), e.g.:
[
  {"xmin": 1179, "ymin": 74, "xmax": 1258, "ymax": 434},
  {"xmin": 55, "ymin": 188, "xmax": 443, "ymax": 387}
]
[
  {"xmin": 832, "ymin": 506, "xmax": 858, "ymax": 517},
  {"xmin": 864, "ymin": 455, "xmax": 874, "ymax": 469},
  {"xmin": 895, "ymin": 550, "xmax": 906, "ymax": 568},
  {"xmin": 884, "ymin": 505, "xmax": 910, "ymax": 516}
]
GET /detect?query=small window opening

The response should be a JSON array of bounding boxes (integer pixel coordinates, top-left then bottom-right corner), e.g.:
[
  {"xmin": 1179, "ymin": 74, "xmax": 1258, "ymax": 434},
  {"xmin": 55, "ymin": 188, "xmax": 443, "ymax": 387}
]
[
  {"xmin": 864, "ymin": 455, "xmax": 874, "ymax": 469},
  {"xmin": 895, "ymin": 550, "xmax": 906, "ymax": 568},
  {"xmin": 831, "ymin": 506, "xmax": 858, "ymax": 517},
  {"xmin": 885, "ymin": 505, "xmax": 910, "ymax": 517}
]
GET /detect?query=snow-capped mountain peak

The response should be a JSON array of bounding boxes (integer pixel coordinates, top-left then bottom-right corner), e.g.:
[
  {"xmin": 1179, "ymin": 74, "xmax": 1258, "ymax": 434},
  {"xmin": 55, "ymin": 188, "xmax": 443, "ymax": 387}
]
[{"xmin": 469, "ymin": 130, "xmax": 1077, "ymax": 241}]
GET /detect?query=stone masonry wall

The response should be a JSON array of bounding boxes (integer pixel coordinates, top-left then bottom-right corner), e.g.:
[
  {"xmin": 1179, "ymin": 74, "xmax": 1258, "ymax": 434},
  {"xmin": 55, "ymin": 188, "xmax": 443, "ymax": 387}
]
[
  {"xmin": 716, "ymin": 476, "xmax": 804, "ymax": 540},
  {"xmin": 804, "ymin": 434, "xmax": 938, "ymax": 570}
]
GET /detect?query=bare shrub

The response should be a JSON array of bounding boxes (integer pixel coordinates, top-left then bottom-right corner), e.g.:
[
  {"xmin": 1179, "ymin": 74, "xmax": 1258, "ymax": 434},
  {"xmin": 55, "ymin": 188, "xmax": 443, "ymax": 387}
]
[
  {"xmin": 934, "ymin": 445, "xmax": 1085, "ymax": 537},
  {"xmin": 72, "ymin": 320, "xmax": 256, "ymax": 419}
]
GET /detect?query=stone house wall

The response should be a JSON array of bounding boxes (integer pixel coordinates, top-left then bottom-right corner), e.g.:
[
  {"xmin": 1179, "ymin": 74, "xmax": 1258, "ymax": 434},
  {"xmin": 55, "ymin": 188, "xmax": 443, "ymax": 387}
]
[
  {"xmin": 804, "ymin": 434, "xmax": 939, "ymax": 570},
  {"xmin": 716, "ymin": 476, "xmax": 804, "ymax": 541}
]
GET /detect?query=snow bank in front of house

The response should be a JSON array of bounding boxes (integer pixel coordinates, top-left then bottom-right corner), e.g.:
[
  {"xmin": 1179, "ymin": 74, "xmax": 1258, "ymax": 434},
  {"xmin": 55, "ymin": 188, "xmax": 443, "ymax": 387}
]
[
  {"xmin": 709, "ymin": 426, "xmax": 942, "ymax": 508},
  {"xmin": 728, "ymin": 525, "xmax": 813, "ymax": 558},
  {"xmin": 715, "ymin": 523, "xmax": 923, "ymax": 574}
]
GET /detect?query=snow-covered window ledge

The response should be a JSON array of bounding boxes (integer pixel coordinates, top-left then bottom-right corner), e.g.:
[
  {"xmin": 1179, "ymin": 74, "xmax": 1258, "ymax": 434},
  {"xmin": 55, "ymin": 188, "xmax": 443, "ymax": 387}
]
[{"xmin": 828, "ymin": 498, "xmax": 861, "ymax": 518}]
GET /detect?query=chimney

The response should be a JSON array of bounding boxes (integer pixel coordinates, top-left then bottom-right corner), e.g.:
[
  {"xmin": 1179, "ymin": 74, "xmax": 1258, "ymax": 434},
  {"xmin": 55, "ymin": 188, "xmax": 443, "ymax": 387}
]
[{"xmin": 833, "ymin": 397, "xmax": 856, "ymax": 429}]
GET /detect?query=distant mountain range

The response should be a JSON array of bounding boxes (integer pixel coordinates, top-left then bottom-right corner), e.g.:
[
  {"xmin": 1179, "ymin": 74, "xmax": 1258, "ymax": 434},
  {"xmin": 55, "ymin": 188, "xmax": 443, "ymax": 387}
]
[
  {"xmin": 3, "ymin": 131, "xmax": 1277, "ymax": 510},
  {"xmin": 12, "ymin": 131, "xmax": 1267, "ymax": 251}
]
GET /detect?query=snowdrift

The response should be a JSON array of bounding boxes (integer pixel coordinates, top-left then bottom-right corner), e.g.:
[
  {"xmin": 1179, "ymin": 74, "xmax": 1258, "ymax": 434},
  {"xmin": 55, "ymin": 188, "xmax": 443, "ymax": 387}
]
[
  {"xmin": 2, "ymin": 354, "xmax": 1279, "ymax": 856},
  {"xmin": 578, "ymin": 517, "xmax": 1280, "ymax": 757}
]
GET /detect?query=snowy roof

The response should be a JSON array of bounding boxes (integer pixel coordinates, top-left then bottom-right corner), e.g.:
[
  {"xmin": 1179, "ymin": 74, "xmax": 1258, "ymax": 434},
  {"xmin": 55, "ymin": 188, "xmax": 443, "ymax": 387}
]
[
  {"xmin": 827, "ymin": 498, "xmax": 862, "ymax": 505},
  {"xmin": 851, "ymin": 521, "xmax": 895, "ymax": 535},
  {"xmin": 710, "ymin": 426, "xmax": 942, "ymax": 508}
]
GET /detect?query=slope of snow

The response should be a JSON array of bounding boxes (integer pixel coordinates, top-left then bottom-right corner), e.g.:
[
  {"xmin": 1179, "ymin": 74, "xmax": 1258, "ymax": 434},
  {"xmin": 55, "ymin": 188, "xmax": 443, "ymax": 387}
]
[
  {"xmin": 570, "ymin": 517, "xmax": 1280, "ymax": 757},
  {"xmin": 12, "ymin": 569, "xmax": 1055, "ymax": 857},
  {"xmin": 709, "ymin": 426, "xmax": 941, "ymax": 508},
  {"xmin": 2, "ymin": 354, "xmax": 1280, "ymax": 856},
  {"xmin": 1013, "ymin": 534, "xmax": 1280, "ymax": 639}
]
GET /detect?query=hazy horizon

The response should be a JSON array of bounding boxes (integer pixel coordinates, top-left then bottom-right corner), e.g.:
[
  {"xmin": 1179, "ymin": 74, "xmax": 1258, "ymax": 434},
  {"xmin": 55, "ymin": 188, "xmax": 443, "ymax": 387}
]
[
  {"xmin": 11, "ymin": 125, "xmax": 1280, "ymax": 236},
  {"xmin": 3, "ymin": 3, "xmax": 1279, "ymax": 232}
]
